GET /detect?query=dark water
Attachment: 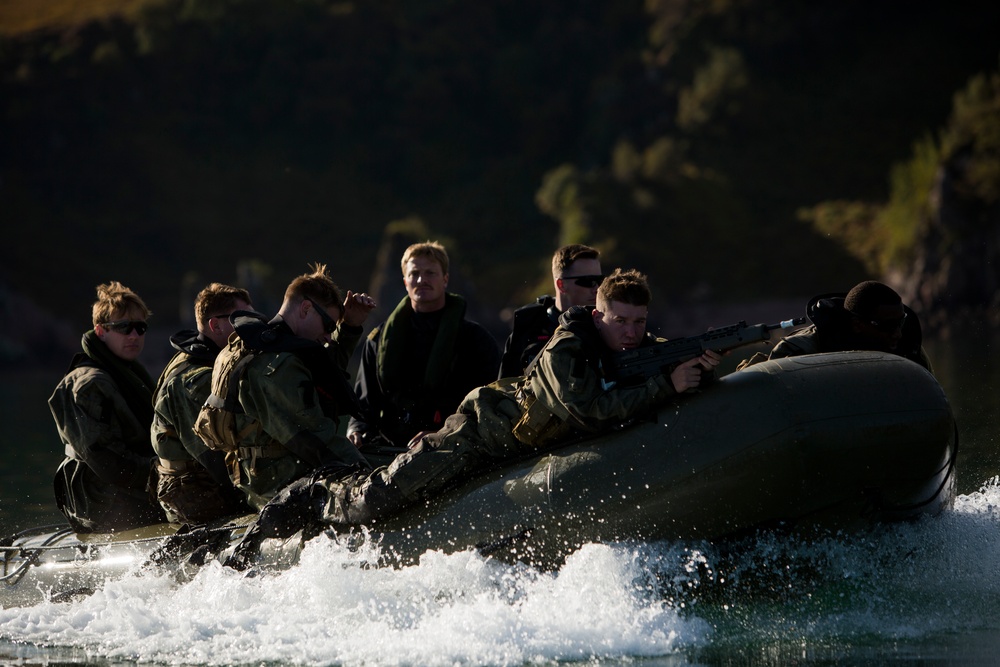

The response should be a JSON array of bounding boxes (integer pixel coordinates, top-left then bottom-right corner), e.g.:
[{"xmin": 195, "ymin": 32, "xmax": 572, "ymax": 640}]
[
  {"xmin": 0, "ymin": 367, "xmax": 68, "ymax": 534},
  {"xmin": 1, "ymin": 326, "xmax": 998, "ymax": 666}
]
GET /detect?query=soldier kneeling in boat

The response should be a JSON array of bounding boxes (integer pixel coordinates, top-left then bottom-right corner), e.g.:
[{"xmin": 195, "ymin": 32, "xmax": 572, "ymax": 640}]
[
  {"xmin": 231, "ymin": 268, "xmax": 720, "ymax": 563},
  {"xmin": 737, "ymin": 280, "xmax": 933, "ymax": 373}
]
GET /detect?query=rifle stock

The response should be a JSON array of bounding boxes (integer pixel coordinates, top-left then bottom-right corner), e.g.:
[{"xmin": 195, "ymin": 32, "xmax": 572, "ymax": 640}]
[{"xmin": 611, "ymin": 318, "xmax": 806, "ymax": 382}]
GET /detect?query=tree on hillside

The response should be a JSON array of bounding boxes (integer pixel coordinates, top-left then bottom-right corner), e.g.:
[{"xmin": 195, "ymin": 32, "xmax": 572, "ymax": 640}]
[{"xmin": 802, "ymin": 56, "xmax": 1000, "ymax": 331}]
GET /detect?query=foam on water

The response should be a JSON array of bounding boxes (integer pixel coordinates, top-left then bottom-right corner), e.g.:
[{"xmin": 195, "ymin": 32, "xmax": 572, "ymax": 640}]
[
  {"xmin": 1, "ymin": 530, "xmax": 709, "ymax": 665},
  {"xmin": 4, "ymin": 479, "xmax": 1000, "ymax": 666}
]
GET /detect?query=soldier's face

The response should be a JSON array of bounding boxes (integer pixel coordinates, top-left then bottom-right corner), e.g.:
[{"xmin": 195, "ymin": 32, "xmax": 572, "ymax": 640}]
[
  {"xmin": 301, "ymin": 299, "xmax": 342, "ymax": 345},
  {"xmin": 593, "ymin": 299, "xmax": 647, "ymax": 351},
  {"xmin": 850, "ymin": 303, "xmax": 906, "ymax": 352},
  {"xmin": 556, "ymin": 257, "xmax": 603, "ymax": 308},
  {"xmin": 95, "ymin": 308, "xmax": 146, "ymax": 361},
  {"xmin": 404, "ymin": 256, "xmax": 448, "ymax": 313},
  {"xmin": 206, "ymin": 299, "xmax": 251, "ymax": 347}
]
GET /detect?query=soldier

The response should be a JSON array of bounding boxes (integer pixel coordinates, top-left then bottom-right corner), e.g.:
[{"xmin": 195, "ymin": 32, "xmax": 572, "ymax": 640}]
[
  {"xmin": 49, "ymin": 281, "xmax": 166, "ymax": 532},
  {"xmin": 738, "ymin": 280, "xmax": 933, "ymax": 372},
  {"xmin": 498, "ymin": 244, "xmax": 603, "ymax": 379},
  {"xmin": 194, "ymin": 264, "xmax": 375, "ymax": 510},
  {"xmin": 151, "ymin": 283, "xmax": 254, "ymax": 525},
  {"xmin": 235, "ymin": 268, "xmax": 719, "ymax": 553},
  {"xmin": 346, "ymin": 241, "xmax": 500, "ymax": 450}
]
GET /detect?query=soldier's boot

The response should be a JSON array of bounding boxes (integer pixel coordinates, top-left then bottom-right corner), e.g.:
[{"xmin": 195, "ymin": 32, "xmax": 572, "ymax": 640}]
[{"xmin": 224, "ymin": 462, "xmax": 363, "ymax": 570}]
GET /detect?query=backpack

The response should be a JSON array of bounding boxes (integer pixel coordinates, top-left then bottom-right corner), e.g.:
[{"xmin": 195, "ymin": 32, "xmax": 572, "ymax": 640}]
[
  {"xmin": 193, "ymin": 309, "xmax": 362, "ymax": 454},
  {"xmin": 193, "ymin": 334, "xmax": 261, "ymax": 454}
]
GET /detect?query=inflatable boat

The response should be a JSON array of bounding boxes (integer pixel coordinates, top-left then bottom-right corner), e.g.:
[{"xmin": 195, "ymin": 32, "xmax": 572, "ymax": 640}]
[{"xmin": 2, "ymin": 351, "xmax": 957, "ymax": 606}]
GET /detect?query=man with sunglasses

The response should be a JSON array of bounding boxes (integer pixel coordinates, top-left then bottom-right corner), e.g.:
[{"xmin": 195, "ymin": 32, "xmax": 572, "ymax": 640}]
[
  {"xmin": 739, "ymin": 280, "xmax": 932, "ymax": 372},
  {"xmin": 49, "ymin": 281, "xmax": 167, "ymax": 532},
  {"xmin": 498, "ymin": 244, "xmax": 603, "ymax": 379},
  {"xmin": 151, "ymin": 283, "xmax": 255, "ymax": 525},
  {"xmin": 195, "ymin": 264, "xmax": 376, "ymax": 510}
]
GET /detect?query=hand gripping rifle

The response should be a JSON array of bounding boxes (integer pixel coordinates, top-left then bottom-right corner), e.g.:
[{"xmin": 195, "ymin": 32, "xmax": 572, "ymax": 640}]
[{"xmin": 609, "ymin": 318, "xmax": 807, "ymax": 383}]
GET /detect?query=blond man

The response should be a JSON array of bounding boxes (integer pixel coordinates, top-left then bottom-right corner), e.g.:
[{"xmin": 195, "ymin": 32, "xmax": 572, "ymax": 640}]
[
  {"xmin": 346, "ymin": 241, "xmax": 500, "ymax": 450},
  {"xmin": 50, "ymin": 281, "xmax": 166, "ymax": 532}
]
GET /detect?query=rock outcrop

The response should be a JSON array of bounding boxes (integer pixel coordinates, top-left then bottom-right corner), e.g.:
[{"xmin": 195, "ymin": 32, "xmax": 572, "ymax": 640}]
[{"xmin": 894, "ymin": 144, "xmax": 1000, "ymax": 335}]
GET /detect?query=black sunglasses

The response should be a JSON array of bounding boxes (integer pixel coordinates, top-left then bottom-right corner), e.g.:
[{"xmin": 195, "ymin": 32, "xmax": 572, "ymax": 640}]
[
  {"xmin": 562, "ymin": 274, "xmax": 605, "ymax": 288},
  {"xmin": 306, "ymin": 298, "xmax": 338, "ymax": 334},
  {"xmin": 101, "ymin": 320, "xmax": 148, "ymax": 335},
  {"xmin": 856, "ymin": 312, "xmax": 907, "ymax": 333}
]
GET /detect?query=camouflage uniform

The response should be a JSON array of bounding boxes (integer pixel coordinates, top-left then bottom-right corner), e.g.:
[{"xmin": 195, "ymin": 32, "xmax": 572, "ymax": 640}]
[
  {"xmin": 154, "ymin": 321, "xmax": 364, "ymax": 522},
  {"xmin": 151, "ymin": 331, "xmax": 250, "ymax": 525},
  {"xmin": 738, "ymin": 293, "xmax": 933, "ymax": 372},
  {"xmin": 210, "ymin": 314, "xmax": 368, "ymax": 510},
  {"xmin": 50, "ymin": 331, "xmax": 166, "ymax": 532},
  {"xmin": 316, "ymin": 305, "xmax": 679, "ymax": 525}
]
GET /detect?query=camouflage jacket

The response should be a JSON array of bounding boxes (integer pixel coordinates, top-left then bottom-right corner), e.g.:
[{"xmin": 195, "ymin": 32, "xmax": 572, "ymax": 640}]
[
  {"xmin": 50, "ymin": 352, "xmax": 156, "ymax": 494},
  {"xmin": 525, "ymin": 306, "xmax": 678, "ymax": 434}
]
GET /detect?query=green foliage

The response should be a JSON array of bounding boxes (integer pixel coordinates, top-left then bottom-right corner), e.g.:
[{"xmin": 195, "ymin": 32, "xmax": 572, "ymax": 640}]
[
  {"xmin": 2, "ymin": 0, "xmax": 999, "ymax": 339},
  {"xmin": 940, "ymin": 62, "xmax": 1000, "ymax": 204},
  {"xmin": 535, "ymin": 164, "xmax": 590, "ymax": 247},
  {"xmin": 803, "ymin": 132, "xmax": 941, "ymax": 276},
  {"xmin": 806, "ymin": 55, "xmax": 1000, "ymax": 276},
  {"xmin": 677, "ymin": 46, "xmax": 748, "ymax": 131},
  {"xmin": 797, "ymin": 200, "xmax": 885, "ymax": 275},
  {"xmin": 877, "ymin": 135, "xmax": 941, "ymax": 269}
]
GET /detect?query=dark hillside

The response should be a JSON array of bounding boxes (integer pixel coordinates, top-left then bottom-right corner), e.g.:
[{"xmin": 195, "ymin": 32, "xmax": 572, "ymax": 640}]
[{"xmin": 1, "ymin": 0, "xmax": 997, "ymax": 354}]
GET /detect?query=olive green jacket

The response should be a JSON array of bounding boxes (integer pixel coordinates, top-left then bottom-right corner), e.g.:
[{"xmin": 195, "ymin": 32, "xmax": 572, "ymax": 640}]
[
  {"xmin": 49, "ymin": 336, "xmax": 165, "ymax": 531},
  {"xmin": 526, "ymin": 308, "xmax": 677, "ymax": 434},
  {"xmin": 232, "ymin": 348, "xmax": 367, "ymax": 509},
  {"xmin": 153, "ymin": 322, "xmax": 362, "ymax": 465},
  {"xmin": 152, "ymin": 358, "xmax": 214, "ymax": 463},
  {"xmin": 51, "ymin": 363, "xmax": 156, "ymax": 493}
]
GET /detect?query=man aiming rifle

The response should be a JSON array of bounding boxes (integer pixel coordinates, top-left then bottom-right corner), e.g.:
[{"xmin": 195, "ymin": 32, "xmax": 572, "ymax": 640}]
[
  {"xmin": 610, "ymin": 318, "xmax": 806, "ymax": 384},
  {"xmin": 227, "ymin": 268, "xmax": 729, "ymax": 559}
]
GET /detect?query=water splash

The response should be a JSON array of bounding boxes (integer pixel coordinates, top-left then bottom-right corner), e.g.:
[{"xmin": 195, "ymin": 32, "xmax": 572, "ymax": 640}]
[
  {"xmin": 1, "ymin": 533, "xmax": 707, "ymax": 666},
  {"xmin": 4, "ymin": 479, "xmax": 1000, "ymax": 666}
]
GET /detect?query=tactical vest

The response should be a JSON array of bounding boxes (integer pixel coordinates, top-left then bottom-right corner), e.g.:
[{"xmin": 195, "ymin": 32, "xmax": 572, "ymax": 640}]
[{"xmin": 500, "ymin": 295, "xmax": 559, "ymax": 379}]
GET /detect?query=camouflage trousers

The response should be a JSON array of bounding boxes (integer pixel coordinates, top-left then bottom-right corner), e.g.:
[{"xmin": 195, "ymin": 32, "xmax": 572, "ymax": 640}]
[
  {"xmin": 321, "ymin": 383, "xmax": 534, "ymax": 525},
  {"xmin": 155, "ymin": 464, "xmax": 250, "ymax": 525}
]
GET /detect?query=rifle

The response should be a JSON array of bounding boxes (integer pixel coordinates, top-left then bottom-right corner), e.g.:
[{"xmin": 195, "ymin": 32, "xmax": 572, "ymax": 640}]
[{"xmin": 610, "ymin": 318, "xmax": 807, "ymax": 383}]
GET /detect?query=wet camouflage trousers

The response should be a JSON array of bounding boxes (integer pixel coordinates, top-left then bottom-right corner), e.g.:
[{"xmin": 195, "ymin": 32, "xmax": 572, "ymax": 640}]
[{"xmin": 321, "ymin": 384, "xmax": 532, "ymax": 524}]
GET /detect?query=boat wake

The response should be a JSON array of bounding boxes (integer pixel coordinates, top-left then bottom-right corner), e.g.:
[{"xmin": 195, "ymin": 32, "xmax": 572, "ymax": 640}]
[{"xmin": 3, "ymin": 478, "xmax": 1000, "ymax": 667}]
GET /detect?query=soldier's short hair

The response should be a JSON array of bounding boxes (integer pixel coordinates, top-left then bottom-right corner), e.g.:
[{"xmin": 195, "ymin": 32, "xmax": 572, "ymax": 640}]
[
  {"xmin": 285, "ymin": 263, "xmax": 343, "ymax": 315},
  {"xmin": 194, "ymin": 283, "xmax": 252, "ymax": 331},
  {"xmin": 551, "ymin": 244, "xmax": 600, "ymax": 278},
  {"xmin": 844, "ymin": 281, "xmax": 901, "ymax": 319},
  {"xmin": 91, "ymin": 281, "xmax": 151, "ymax": 327},
  {"xmin": 401, "ymin": 240, "xmax": 449, "ymax": 275},
  {"xmin": 597, "ymin": 268, "xmax": 651, "ymax": 307}
]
